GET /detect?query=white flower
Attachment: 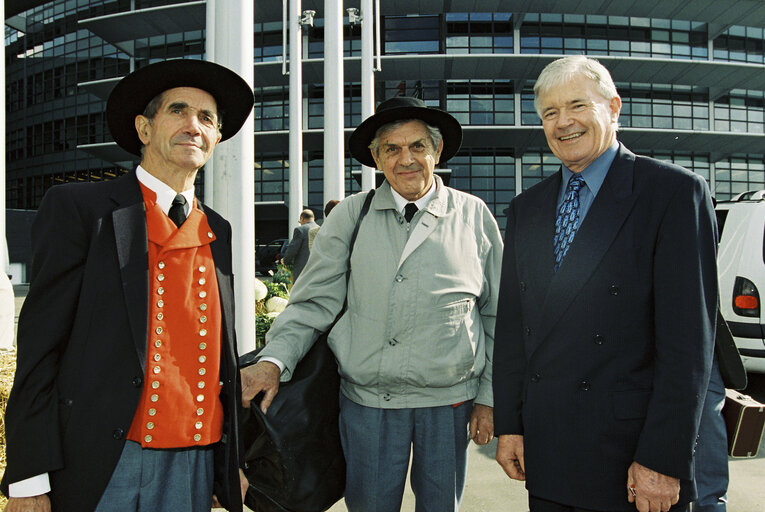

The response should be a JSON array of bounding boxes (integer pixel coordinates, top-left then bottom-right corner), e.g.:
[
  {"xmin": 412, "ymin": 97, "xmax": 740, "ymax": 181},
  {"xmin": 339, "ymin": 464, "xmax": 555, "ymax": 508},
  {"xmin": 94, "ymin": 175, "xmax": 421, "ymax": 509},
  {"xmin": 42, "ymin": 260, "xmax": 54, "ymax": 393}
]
[
  {"xmin": 265, "ymin": 296, "xmax": 288, "ymax": 314},
  {"xmin": 254, "ymin": 279, "xmax": 268, "ymax": 302},
  {"xmin": 266, "ymin": 311, "xmax": 280, "ymax": 319}
]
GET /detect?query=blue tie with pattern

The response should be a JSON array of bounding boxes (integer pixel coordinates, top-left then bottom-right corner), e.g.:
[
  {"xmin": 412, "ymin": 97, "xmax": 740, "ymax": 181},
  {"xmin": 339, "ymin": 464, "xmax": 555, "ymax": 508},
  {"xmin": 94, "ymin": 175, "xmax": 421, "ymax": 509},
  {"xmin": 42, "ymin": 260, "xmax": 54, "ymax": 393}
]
[{"xmin": 553, "ymin": 174, "xmax": 585, "ymax": 272}]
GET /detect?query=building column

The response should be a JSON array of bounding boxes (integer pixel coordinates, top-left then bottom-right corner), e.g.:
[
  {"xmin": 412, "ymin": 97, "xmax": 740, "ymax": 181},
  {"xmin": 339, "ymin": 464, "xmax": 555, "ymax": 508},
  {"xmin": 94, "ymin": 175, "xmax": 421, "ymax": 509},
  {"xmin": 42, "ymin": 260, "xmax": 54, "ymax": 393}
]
[
  {"xmin": 359, "ymin": 0, "xmax": 376, "ymax": 191},
  {"xmin": 1, "ymin": 0, "xmax": 7, "ymax": 269},
  {"xmin": 324, "ymin": 0, "xmax": 345, "ymax": 204},
  {"xmin": 208, "ymin": 0, "xmax": 256, "ymax": 354},
  {"xmin": 288, "ymin": 0, "xmax": 304, "ymax": 236}
]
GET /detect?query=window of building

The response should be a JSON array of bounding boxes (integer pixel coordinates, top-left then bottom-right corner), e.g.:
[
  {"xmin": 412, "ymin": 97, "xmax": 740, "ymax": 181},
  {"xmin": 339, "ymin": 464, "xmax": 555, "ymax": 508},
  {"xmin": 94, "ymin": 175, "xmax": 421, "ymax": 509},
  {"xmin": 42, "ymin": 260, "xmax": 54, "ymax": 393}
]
[
  {"xmin": 449, "ymin": 149, "xmax": 515, "ymax": 229},
  {"xmin": 714, "ymin": 25, "xmax": 765, "ymax": 64},
  {"xmin": 255, "ymin": 158, "xmax": 288, "ymax": 203},
  {"xmin": 715, "ymin": 156, "xmax": 765, "ymax": 200},
  {"xmin": 445, "ymin": 12, "xmax": 513, "ymax": 54},
  {"xmin": 447, "ymin": 81, "xmax": 514, "ymax": 125},
  {"xmin": 253, "ymin": 22, "xmax": 283, "ymax": 62},
  {"xmin": 520, "ymin": 149, "xmax": 559, "ymax": 191},
  {"xmin": 619, "ymin": 83, "xmax": 709, "ymax": 130},
  {"xmin": 384, "ymin": 14, "xmax": 440, "ymax": 54},
  {"xmin": 714, "ymin": 90, "xmax": 765, "ymax": 134},
  {"xmin": 254, "ymin": 87, "xmax": 289, "ymax": 132},
  {"xmin": 520, "ymin": 14, "xmax": 707, "ymax": 60}
]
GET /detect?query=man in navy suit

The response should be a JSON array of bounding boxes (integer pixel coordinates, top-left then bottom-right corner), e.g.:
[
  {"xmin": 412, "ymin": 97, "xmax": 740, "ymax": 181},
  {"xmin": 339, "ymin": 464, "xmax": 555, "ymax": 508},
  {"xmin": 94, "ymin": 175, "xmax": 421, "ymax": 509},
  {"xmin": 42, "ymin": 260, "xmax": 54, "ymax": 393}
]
[
  {"xmin": 493, "ymin": 56, "xmax": 717, "ymax": 512},
  {"xmin": 282, "ymin": 209, "xmax": 319, "ymax": 282}
]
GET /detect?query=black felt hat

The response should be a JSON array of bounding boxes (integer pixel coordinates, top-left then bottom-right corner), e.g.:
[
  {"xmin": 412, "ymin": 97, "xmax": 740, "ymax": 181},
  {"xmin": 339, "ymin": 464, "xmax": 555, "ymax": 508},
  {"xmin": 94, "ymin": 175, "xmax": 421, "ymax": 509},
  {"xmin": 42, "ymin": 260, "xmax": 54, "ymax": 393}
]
[
  {"xmin": 348, "ymin": 96, "xmax": 463, "ymax": 168},
  {"xmin": 106, "ymin": 59, "xmax": 254, "ymax": 156}
]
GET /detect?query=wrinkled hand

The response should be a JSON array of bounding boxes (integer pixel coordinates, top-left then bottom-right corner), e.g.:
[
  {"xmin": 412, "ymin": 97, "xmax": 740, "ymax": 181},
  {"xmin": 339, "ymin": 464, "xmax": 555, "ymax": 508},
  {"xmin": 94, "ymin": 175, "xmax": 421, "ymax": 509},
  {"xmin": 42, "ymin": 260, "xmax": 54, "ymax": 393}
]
[
  {"xmin": 469, "ymin": 404, "xmax": 494, "ymax": 445},
  {"xmin": 4, "ymin": 495, "xmax": 51, "ymax": 512},
  {"xmin": 496, "ymin": 434, "xmax": 525, "ymax": 481},
  {"xmin": 240, "ymin": 361, "xmax": 281, "ymax": 413},
  {"xmin": 627, "ymin": 461, "xmax": 680, "ymax": 512}
]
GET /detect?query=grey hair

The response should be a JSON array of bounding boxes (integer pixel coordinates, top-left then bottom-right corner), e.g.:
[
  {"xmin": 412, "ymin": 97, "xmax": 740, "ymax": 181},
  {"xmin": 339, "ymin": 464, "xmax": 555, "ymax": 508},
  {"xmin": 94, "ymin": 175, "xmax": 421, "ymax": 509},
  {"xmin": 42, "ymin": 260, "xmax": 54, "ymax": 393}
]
[
  {"xmin": 533, "ymin": 55, "xmax": 619, "ymax": 117},
  {"xmin": 368, "ymin": 119, "xmax": 443, "ymax": 158}
]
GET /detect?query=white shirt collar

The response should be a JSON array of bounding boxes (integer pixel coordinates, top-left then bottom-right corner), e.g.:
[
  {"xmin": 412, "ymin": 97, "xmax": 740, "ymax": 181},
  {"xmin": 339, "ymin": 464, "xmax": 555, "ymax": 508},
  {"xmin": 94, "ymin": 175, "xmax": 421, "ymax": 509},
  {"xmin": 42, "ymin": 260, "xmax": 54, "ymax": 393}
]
[
  {"xmin": 389, "ymin": 179, "xmax": 437, "ymax": 216},
  {"xmin": 136, "ymin": 165, "xmax": 195, "ymax": 218}
]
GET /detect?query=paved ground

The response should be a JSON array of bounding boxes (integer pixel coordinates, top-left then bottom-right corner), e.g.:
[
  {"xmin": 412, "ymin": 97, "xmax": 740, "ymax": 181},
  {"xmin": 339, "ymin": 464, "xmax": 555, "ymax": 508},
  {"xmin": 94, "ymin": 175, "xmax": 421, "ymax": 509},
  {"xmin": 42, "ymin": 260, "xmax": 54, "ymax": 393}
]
[{"xmin": 9, "ymin": 287, "xmax": 765, "ymax": 511}]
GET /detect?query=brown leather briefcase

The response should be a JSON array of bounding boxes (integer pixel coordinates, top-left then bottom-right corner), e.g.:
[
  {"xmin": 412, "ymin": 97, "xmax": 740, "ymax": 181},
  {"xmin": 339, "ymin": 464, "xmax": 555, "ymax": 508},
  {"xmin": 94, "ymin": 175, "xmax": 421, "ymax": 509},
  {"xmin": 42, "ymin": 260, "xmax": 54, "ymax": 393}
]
[{"xmin": 723, "ymin": 389, "xmax": 765, "ymax": 458}]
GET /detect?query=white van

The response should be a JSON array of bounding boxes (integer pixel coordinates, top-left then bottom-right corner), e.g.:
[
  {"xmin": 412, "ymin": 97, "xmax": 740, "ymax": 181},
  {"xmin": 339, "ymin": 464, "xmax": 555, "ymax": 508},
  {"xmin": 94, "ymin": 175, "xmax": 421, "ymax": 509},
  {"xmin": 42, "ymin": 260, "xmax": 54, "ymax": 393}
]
[{"xmin": 716, "ymin": 190, "xmax": 765, "ymax": 373}]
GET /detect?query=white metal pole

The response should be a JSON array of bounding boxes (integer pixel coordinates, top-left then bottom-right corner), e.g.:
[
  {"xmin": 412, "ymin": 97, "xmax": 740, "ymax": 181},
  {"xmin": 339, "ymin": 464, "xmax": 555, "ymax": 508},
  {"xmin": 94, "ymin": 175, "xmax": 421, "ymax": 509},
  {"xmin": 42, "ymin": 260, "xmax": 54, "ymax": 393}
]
[
  {"xmin": 1, "ymin": 0, "xmax": 7, "ymax": 270},
  {"xmin": 288, "ymin": 0, "xmax": 304, "ymax": 236},
  {"xmin": 360, "ymin": 0, "xmax": 375, "ymax": 191},
  {"xmin": 209, "ymin": 0, "xmax": 256, "ymax": 354},
  {"xmin": 323, "ymin": 0, "xmax": 345, "ymax": 203},
  {"xmin": 203, "ymin": 0, "xmax": 215, "ymax": 207}
]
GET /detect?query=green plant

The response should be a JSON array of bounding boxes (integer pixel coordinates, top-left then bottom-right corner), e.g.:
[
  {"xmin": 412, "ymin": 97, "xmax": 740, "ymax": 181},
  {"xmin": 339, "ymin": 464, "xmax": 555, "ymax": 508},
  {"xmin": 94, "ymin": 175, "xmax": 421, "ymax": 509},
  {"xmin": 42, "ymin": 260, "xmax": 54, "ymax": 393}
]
[
  {"xmin": 271, "ymin": 264, "xmax": 292, "ymax": 285},
  {"xmin": 265, "ymin": 281, "xmax": 289, "ymax": 300},
  {"xmin": 255, "ymin": 313, "xmax": 276, "ymax": 348}
]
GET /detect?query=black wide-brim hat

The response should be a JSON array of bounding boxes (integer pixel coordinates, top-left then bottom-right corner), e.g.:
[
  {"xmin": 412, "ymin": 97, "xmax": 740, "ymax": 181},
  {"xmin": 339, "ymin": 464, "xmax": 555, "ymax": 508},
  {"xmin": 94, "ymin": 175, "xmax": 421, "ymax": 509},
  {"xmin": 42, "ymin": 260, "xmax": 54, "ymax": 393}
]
[
  {"xmin": 107, "ymin": 59, "xmax": 254, "ymax": 156},
  {"xmin": 348, "ymin": 96, "xmax": 462, "ymax": 168}
]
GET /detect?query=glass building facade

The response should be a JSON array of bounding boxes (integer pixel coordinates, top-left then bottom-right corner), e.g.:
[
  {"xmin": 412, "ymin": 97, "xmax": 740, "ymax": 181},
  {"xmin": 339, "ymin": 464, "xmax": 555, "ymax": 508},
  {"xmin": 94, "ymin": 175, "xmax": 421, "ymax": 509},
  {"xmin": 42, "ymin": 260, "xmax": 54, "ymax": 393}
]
[{"xmin": 5, "ymin": 0, "xmax": 765, "ymax": 234}]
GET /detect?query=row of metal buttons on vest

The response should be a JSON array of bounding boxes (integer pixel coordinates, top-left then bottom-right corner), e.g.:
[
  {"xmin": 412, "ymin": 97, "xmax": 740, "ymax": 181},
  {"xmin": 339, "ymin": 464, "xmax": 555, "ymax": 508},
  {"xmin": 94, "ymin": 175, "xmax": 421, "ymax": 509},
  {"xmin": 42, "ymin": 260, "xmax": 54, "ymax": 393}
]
[{"xmin": 143, "ymin": 260, "xmax": 211, "ymax": 444}]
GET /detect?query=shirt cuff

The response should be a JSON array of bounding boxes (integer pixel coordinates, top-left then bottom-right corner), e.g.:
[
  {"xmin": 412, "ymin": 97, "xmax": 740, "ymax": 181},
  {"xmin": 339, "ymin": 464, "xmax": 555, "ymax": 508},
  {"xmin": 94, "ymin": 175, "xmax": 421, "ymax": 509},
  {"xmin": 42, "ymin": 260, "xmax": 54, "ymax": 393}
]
[
  {"xmin": 259, "ymin": 356, "xmax": 285, "ymax": 373},
  {"xmin": 8, "ymin": 473, "xmax": 51, "ymax": 498}
]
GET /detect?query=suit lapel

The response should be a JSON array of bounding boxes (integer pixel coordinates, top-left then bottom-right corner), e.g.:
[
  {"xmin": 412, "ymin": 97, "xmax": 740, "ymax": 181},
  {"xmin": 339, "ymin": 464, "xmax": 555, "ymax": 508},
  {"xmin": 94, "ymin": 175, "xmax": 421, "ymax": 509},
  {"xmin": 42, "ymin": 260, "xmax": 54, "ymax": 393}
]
[
  {"xmin": 534, "ymin": 145, "xmax": 639, "ymax": 347},
  {"xmin": 111, "ymin": 172, "xmax": 150, "ymax": 370},
  {"xmin": 518, "ymin": 176, "xmax": 559, "ymax": 310}
]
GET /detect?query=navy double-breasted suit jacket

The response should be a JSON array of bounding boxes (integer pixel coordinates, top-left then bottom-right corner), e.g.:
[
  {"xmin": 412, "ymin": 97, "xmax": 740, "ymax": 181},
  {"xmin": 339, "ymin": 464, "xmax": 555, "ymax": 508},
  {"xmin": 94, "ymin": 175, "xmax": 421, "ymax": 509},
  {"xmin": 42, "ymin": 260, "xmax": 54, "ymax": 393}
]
[
  {"xmin": 1, "ymin": 171, "xmax": 244, "ymax": 512},
  {"xmin": 493, "ymin": 143, "xmax": 718, "ymax": 510}
]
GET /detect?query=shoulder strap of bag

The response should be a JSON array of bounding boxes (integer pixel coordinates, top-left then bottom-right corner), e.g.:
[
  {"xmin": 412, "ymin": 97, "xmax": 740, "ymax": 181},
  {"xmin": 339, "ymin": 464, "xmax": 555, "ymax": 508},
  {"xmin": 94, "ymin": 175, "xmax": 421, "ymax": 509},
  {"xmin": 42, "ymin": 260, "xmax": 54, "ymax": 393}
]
[
  {"xmin": 347, "ymin": 189, "xmax": 375, "ymax": 270},
  {"xmin": 342, "ymin": 189, "xmax": 375, "ymax": 309}
]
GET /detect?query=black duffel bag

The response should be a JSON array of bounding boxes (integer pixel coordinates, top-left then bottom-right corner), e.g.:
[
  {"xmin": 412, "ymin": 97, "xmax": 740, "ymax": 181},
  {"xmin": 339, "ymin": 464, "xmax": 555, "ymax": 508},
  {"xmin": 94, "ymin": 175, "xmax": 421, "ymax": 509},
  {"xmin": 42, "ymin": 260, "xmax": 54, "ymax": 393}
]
[
  {"xmin": 238, "ymin": 189, "xmax": 375, "ymax": 511},
  {"xmin": 239, "ymin": 334, "xmax": 344, "ymax": 512}
]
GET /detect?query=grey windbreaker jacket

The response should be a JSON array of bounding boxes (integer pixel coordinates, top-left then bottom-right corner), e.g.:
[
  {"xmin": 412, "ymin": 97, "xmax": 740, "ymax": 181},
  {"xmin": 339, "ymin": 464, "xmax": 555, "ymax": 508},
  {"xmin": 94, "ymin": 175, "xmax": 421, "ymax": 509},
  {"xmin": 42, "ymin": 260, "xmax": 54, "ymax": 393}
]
[{"xmin": 260, "ymin": 175, "xmax": 503, "ymax": 408}]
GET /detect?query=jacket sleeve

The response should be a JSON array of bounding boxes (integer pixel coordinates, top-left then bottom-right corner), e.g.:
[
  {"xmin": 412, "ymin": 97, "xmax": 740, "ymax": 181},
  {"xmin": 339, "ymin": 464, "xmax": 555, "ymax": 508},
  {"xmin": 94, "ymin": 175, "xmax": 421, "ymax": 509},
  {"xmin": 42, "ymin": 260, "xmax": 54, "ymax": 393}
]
[
  {"xmin": 474, "ymin": 204, "xmax": 504, "ymax": 407},
  {"xmin": 2, "ymin": 186, "xmax": 89, "ymax": 491},
  {"xmin": 492, "ymin": 199, "xmax": 528, "ymax": 435},
  {"xmin": 633, "ymin": 172, "xmax": 718, "ymax": 480},
  {"xmin": 258, "ymin": 197, "xmax": 361, "ymax": 379}
]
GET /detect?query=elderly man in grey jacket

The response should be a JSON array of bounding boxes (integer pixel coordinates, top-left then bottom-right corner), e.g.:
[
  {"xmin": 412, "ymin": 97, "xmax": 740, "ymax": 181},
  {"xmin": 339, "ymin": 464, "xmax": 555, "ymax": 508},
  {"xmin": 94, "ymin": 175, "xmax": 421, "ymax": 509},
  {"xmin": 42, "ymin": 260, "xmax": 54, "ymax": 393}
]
[{"xmin": 241, "ymin": 96, "xmax": 503, "ymax": 511}]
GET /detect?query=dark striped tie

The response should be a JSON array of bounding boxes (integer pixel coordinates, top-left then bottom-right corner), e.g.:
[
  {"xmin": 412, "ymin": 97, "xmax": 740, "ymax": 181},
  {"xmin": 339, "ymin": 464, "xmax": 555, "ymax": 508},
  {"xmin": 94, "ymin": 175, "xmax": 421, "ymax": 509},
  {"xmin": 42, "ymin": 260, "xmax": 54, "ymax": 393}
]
[{"xmin": 168, "ymin": 194, "xmax": 187, "ymax": 228}]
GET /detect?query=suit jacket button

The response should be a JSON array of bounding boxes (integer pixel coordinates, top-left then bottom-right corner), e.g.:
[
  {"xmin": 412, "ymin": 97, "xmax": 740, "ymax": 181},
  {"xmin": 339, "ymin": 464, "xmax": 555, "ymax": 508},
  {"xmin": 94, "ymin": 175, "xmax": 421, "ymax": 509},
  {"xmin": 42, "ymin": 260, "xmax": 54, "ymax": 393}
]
[
  {"xmin": 519, "ymin": 282, "xmax": 527, "ymax": 292},
  {"xmin": 132, "ymin": 376, "xmax": 143, "ymax": 387},
  {"xmin": 530, "ymin": 373, "xmax": 540, "ymax": 383},
  {"xmin": 609, "ymin": 285, "xmax": 620, "ymax": 296},
  {"xmin": 594, "ymin": 335, "xmax": 604, "ymax": 345},
  {"xmin": 525, "ymin": 327, "xmax": 531, "ymax": 336},
  {"xmin": 579, "ymin": 380, "xmax": 590, "ymax": 391},
  {"xmin": 112, "ymin": 428, "xmax": 125, "ymax": 440}
]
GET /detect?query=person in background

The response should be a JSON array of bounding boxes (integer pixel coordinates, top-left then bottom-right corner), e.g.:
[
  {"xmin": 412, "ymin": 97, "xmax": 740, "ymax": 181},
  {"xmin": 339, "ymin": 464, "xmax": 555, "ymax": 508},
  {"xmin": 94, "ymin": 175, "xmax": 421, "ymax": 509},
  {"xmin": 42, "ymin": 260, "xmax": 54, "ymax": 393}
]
[
  {"xmin": 493, "ymin": 55, "xmax": 717, "ymax": 512},
  {"xmin": 308, "ymin": 199, "xmax": 340, "ymax": 251},
  {"xmin": 282, "ymin": 209, "xmax": 318, "ymax": 282},
  {"xmin": 1, "ymin": 59, "xmax": 254, "ymax": 512},
  {"xmin": 240, "ymin": 96, "xmax": 503, "ymax": 511}
]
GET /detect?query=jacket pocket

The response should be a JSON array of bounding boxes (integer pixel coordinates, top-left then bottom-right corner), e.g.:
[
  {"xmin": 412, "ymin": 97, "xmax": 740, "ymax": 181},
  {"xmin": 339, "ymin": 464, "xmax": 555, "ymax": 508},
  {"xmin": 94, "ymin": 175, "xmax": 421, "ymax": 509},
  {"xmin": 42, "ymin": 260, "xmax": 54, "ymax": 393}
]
[{"xmin": 414, "ymin": 298, "xmax": 478, "ymax": 387}]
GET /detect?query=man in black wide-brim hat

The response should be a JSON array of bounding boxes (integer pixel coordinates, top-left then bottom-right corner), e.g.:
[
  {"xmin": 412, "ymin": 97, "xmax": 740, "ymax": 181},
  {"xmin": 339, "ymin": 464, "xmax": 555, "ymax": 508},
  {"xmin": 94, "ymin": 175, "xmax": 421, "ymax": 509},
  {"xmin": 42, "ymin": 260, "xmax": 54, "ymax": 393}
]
[
  {"xmin": 242, "ymin": 96, "xmax": 504, "ymax": 511},
  {"xmin": 1, "ymin": 59, "xmax": 253, "ymax": 512}
]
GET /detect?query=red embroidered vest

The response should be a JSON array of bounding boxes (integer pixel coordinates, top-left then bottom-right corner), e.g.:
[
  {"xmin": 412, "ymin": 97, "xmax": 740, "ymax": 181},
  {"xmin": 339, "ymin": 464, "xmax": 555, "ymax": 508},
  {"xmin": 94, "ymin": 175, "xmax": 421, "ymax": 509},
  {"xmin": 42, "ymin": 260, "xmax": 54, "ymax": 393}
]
[{"xmin": 127, "ymin": 185, "xmax": 224, "ymax": 448}]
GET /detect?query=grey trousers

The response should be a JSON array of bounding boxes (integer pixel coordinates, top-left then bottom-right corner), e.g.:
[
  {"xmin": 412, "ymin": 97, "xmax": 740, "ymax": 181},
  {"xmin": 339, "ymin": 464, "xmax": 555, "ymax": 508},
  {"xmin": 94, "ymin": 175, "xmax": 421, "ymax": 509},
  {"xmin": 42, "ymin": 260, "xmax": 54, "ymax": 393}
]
[{"xmin": 94, "ymin": 440, "xmax": 214, "ymax": 512}]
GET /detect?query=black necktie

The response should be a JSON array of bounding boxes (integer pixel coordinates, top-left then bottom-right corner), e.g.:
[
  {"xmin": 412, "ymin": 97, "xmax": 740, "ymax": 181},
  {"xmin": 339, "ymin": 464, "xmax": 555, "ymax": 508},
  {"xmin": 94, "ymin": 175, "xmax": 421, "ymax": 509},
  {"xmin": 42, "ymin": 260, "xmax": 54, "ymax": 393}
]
[
  {"xmin": 168, "ymin": 194, "xmax": 187, "ymax": 228},
  {"xmin": 404, "ymin": 203, "xmax": 418, "ymax": 223}
]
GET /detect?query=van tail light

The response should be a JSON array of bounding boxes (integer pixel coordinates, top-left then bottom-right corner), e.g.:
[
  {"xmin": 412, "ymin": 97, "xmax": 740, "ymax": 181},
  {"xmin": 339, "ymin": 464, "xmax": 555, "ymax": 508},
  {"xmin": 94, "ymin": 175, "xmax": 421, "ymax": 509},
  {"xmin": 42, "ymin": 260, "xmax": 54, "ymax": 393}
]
[{"xmin": 733, "ymin": 276, "xmax": 760, "ymax": 318}]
